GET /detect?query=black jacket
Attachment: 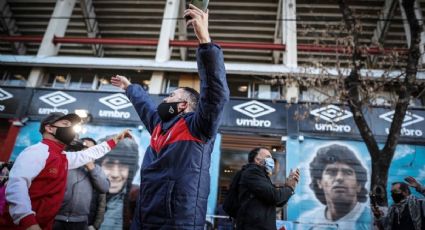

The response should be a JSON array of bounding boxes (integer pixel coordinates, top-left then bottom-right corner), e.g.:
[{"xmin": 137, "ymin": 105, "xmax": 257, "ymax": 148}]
[{"xmin": 236, "ymin": 163, "xmax": 294, "ymax": 230}]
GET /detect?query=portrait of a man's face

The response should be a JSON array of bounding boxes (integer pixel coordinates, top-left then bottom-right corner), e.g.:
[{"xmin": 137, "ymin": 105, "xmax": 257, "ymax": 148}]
[
  {"xmin": 97, "ymin": 137, "xmax": 139, "ymax": 194},
  {"xmin": 310, "ymin": 144, "xmax": 368, "ymax": 207},
  {"xmin": 292, "ymin": 143, "xmax": 372, "ymax": 229},
  {"xmin": 317, "ymin": 162, "xmax": 361, "ymax": 206},
  {"xmin": 101, "ymin": 158, "xmax": 130, "ymax": 194}
]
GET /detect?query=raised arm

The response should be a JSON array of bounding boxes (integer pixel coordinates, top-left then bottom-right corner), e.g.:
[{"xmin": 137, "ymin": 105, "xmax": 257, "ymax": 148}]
[
  {"xmin": 111, "ymin": 75, "xmax": 161, "ymax": 134},
  {"xmin": 184, "ymin": 5, "xmax": 230, "ymax": 140},
  {"xmin": 405, "ymin": 176, "xmax": 425, "ymax": 196},
  {"xmin": 66, "ymin": 129, "xmax": 131, "ymax": 169}
]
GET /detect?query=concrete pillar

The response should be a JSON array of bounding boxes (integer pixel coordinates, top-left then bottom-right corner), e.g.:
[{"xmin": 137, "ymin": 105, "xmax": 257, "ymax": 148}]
[{"xmin": 27, "ymin": 0, "xmax": 77, "ymax": 87}]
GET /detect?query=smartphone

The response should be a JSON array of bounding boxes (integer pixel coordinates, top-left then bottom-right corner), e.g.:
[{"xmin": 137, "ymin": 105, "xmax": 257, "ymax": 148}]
[{"xmin": 185, "ymin": 0, "xmax": 209, "ymax": 21}]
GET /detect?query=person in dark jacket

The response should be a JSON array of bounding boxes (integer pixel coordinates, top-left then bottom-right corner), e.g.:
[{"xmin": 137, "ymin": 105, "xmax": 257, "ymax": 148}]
[
  {"xmin": 372, "ymin": 182, "xmax": 425, "ymax": 230},
  {"xmin": 236, "ymin": 147, "xmax": 299, "ymax": 230},
  {"xmin": 54, "ymin": 138, "xmax": 110, "ymax": 230},
  {"xmin": 110, "ymin": 4, "xmax": 229, "ymax": 229}
]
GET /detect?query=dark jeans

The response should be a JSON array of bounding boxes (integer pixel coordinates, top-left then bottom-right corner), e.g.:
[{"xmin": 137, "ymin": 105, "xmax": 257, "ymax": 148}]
[{"xmin": 53, "ymin": 220, "xmax": 89, "ymax": 230}]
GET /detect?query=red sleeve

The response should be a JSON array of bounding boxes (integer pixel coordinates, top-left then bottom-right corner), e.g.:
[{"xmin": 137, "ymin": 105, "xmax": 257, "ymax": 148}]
[
  {"xmin": 107, "ymin": 139, "xmax": 117, "ymax": 149},
  {"xmin": 19, "ymin": 214, "xmax": 37, "ymax": 229}
]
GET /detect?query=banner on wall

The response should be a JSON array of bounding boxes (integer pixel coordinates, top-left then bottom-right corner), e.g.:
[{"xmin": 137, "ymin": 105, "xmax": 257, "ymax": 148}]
[
  {"xmin": 27, "ymin": 89, "xmax": 143, "ymax": 123},
  {"xmin": 27, "ymin": 90, "xmax": 290, "ymax": 134},
  {"xmin": 221, "ymin": 99, "xmax": 287, "ymax": 134},
  {"xmin": 0, "ymin": 86, "xmax": 32, "ymax": 118},
  {"xmin": 286, "ymin": 137, "xmax": 425, "ymax": 229},
  {"xmin": 292, "ymin": 104, "xmax": 425, "ymax": 143}
]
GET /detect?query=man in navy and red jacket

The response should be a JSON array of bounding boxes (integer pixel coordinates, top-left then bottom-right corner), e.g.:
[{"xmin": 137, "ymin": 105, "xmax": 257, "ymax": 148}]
[
  {"xmin": 0, "ymin": 112, "xmax": 131, "ymax": 230},
  {"xmin": 110, "ymin": 4, "xmax": 229, "ymax": 229}
]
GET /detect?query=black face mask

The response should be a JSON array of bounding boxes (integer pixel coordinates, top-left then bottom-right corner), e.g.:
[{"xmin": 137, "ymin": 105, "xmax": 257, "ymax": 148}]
[
  {"xmin": 52, "ymin": 126, "xmax": 76, "ymax": 145},
  {"xmin": 157, "ymin": 102, "xmax": 182, "ymax": 122},
  {"xmin": 391, "ymin": 192, "xmax": 405, "ymax": 204}
]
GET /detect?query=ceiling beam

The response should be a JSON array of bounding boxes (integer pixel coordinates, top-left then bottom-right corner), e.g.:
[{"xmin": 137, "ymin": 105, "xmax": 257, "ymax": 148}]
[
  {"xmin": 177, "ymin": 0, "xmax": 187, "ymax": 61},
  {"xmin": 150, "ymin": 0, "xmax": 180, "ymax": 94},
  {"xmin": 27, "ymin": 0, "xmax": 77, "ymax": 87},
  {"xmin": 272, "ymin": 0, "xmax": 282, "ymax": 64},
  {"xmin": 282, "ymin": 0, "xmax": 297, "ymax": 67},
  {"xmin": 79, "ymin": 0, "xmax": 104, "ymax": 57},
  {"xmin": 155, "ymin": 0, "xmax": 180, "ymax": 63},
  {"xmin": 369, "ymin": 0, "xmax": 397, "ymax": 66},
  {"xmin": 0, "ymin": 0, "xmax": 26, "ymax": 54}
]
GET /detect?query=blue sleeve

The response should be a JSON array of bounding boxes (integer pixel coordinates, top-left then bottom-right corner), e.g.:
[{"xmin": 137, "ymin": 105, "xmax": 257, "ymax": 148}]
[
  {"xmin": 126, "ymin": 84, "xmax": 161, "ymax": 134},
  {"xmin": 189, "ymin": 43, "xmax": 230, "ymax": 141}
]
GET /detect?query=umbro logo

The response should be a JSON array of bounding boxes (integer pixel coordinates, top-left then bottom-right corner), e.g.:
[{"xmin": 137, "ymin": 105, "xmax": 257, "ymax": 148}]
[
  {"xmin": 98, "ymin": 93, "xmax": 132, "ymax": 119},
  {"xmin": 0, "ymin": 88, "xmax": 13, "ymax": 101},
  {"xmin": 380, "ymin": 111, "xmax": 424, "ymax": 127},
  {"xmin": 310, "ymin": 105, "xmax": 353, "ymax": 123},
  {"xmin": 98, "ymin": 93, "xmax": 132, "ymax": 110},
  {"xmin": 233, "ymin": 100, "xmax": 276, "ymax": 119},
  {"xmin": 39, "ymin": 91, "xmax": 76, "ymax": 107}
]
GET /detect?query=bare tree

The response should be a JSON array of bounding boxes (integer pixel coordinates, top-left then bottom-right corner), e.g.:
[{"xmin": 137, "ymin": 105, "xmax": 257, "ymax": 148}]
[{"xmin": 338, "ymin": 0, "xmax": 422, "ymax": 206}]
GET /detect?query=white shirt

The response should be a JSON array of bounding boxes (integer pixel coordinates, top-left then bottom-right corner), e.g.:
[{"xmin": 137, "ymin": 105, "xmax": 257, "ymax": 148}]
[{"xmin": 296, "ymin": 202, "xmax": 372, "ymax": 230}]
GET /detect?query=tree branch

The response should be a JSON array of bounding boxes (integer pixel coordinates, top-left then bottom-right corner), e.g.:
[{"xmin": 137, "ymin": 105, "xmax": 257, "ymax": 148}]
[
  {"xmin": 338, "ymin": 0, "xmax": 380, "ymax": 156},
  {"xmin": 383, "ymin": 0, "xmax": 421, "ymax": 155}
]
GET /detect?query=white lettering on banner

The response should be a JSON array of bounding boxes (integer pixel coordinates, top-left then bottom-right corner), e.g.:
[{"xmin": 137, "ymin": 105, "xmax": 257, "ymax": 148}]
[
  {"xmin": 385, "ymin": 128, "xmax": 423, "ymax": 137},
  {"xmin": 39, "ymin": 107, "xmax": 69, "ymax": 114},
  {"xmin": 236, "ymin": 118, "xmax": 272, "ymax": 127},
  {"xmin": 0, "ymin": 105, "xmax": 5, "ymax": 111},
  {"xmin": 314, "ymin": 123, "xmax": 352, "ymax": 133},
  {"xmin": 309, "ymin": 105, "xmax": 353, "ymax": 133},
  {"xmin": 232, "ymin": 100, "xmax": 276, "ymax": 128},
  {"xmin": 99, "ymin": 110, "xmax": 131, "ymax": 119}
]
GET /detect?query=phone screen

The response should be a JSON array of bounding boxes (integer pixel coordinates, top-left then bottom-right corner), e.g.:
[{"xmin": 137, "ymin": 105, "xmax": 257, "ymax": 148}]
[
  {"xmin": 186, "ymin": 0, "xmax": 209, "ymax": 20},
  {"xmin": 191, "ymin": 0, "xmax": 208, "ymax": 11}
]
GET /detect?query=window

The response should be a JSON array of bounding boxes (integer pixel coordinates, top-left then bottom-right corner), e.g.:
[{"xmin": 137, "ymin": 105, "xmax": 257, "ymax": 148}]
[
  {"xmin": 69, "ymin": 74, "xmax": 96, "ymax": 90},
  {"xmin": 253, "ymin": 84, "xmax": 281, "ymax": 100},
  {"xmin": 300, "ymin": 87, "xmax": 336, "ymax": 103},
  {"xmin": 164, "ymin": 76, "xmax": 179, "ymax": 94},
  {"xmin": 0, "ymin": 72, "xmax": 28, "ymax": 86},
  {"xmin": 52, "ymin": 74, "xmax": 69, "ymax": 89},
  {"xmin": 227, "ymin": 79, "xmax": 250, "ymax": 98},
  {"xmin": 98, "ymin": 78, "xmax": 121, "ymax": 91}
]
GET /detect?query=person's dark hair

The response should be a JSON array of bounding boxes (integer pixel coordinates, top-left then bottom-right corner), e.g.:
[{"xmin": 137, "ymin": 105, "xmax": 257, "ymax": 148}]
[
  {"xmin": 81, "ymin": 137, "xmax": 97, "ymax": 146},
  {"xmin": 309, "ymin": 144, "xmax": 368, "ymax": 204},
  {"xmin": 65, "ymin": 139, "xmax": 85, "ymax": 152},
  {"xmin": 392, "ymin": 182, "xmax": 411, "ymax": 194},
  {"xmin": 180, "ymin": 87, "xmax": 200, "ymax": 110},
  {"xmin": 97, "ymin": 136, "xmax": 139, "ymax": 229},
  {"xmin": 248, "ymin": 147, "xmax": 270, "ymax": 163},
  {"xmin": 97, "ymin": 136, "xmax": 139, "ymax": 175}
]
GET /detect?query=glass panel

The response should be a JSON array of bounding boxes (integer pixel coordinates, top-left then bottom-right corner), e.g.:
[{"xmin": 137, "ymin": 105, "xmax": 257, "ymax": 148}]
[
  {"xmin": 253, "ymin": 84, "xmax": 281, "ymax": 99},
  {"xmin": 7, "ymin": 74, "xmax": 27, "ymax": 86},
  {"xmin": 98, "ymin": 78, "xmax": 121, "ymax": 91},
  {"xmin": 52, "ymin": 75, "xmax": 67, "ymax": 89},
  {"xmin": 228, "ymin": 80, "xmax": 249, "ymax": 98},
  {"xmin": 165, "ymin": 78, "xmax": 179, "ymax": 94}
]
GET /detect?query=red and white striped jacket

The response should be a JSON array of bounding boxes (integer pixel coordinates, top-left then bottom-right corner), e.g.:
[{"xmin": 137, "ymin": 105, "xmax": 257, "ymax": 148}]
[{"xmin": 0, "ymin": 138, "xmax": 116, "ymax": 230}]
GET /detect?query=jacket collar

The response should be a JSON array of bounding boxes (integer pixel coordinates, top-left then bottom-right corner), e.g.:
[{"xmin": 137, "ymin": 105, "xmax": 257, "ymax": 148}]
[
  {"xmin": 160, "ymin": 112, "xmax": 194, "ymax": 132},
  {"xmin": 42, "ymin": 138, "xmax": 66, "ymax": 154},
  {"xmin": 246, "ymin": 163, "xmax": 268, "ymax": 175}
]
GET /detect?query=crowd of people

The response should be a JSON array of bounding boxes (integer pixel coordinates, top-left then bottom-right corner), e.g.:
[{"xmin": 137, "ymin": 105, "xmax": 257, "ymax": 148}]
[{"xmin": 0, "ymin": 3, "xmax": 424, "ymax": 230}]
